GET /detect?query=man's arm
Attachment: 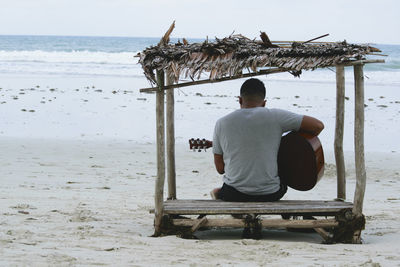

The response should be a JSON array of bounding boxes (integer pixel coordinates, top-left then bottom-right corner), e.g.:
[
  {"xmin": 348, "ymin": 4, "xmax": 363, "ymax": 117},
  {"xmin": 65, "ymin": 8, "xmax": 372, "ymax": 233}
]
[
  {"xmin": 214, "ymin": 154, "xmax": 225, "ymax": 174},
  {"xmin": 299, "ymin": 115, "xmax": 324, "ymax": 136}
]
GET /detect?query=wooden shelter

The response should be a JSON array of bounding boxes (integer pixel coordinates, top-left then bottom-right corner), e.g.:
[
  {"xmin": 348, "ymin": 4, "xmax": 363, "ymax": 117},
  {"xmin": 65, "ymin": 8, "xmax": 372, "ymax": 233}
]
[{"xmin": 138, "ymin": 23, "xmax": 385, "ymax": 243}]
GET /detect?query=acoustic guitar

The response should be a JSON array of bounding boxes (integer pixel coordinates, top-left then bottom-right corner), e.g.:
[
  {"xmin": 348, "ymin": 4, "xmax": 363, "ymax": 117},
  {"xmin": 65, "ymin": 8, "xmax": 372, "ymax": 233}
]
[{"xmin": 189, "ymin": 131, "xmax": 324, "ymax": 191}]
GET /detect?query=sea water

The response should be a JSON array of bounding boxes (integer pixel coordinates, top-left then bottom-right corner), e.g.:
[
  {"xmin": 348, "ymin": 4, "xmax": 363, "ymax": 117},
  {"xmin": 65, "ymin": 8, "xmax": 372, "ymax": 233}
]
[
  {"xmin": 0, "ymin": 35, "xmax": 399, "ymax": 151},
  {"xmin": 0, "ymin": 35, "xmax": 399, "ymax": 86}
]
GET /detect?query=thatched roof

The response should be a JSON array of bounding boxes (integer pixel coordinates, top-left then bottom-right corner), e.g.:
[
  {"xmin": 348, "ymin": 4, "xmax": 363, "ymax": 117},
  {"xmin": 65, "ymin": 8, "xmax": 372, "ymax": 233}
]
[{"xmin": 137, "ymin": 33, "xmax": 380, "ymax": 86}]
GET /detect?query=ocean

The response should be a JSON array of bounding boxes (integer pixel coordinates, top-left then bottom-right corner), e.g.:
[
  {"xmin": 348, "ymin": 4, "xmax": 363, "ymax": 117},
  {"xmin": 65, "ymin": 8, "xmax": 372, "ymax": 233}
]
[
  {"xmin": 0, "ymin": 35, "xmax": 399, "ymax": 85},
  {"xmin": 0, "ymin": 35, "xmax": 399, "ymax": 150}
]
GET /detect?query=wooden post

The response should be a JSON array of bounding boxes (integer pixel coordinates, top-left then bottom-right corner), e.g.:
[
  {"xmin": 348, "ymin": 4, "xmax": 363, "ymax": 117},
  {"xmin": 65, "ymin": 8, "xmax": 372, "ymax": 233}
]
[
  {"xmin": 152, "ymin": 22, "xmax": 175, "ymax": 236},
  {"xmin": 352, "ymin": 64, "xmax": 367, "ymax": 244},
  {"xmin": 166, "ymin": 74, "xmax": 176, "ymax": 200},
  {"xmin": 352, "ymin": 64, "xmax": 367, "ymax": 216},
  {"xmin": 154, "ymin": 70, "xmax": 166, "ymax": 236},
  {"xmin": 335, "ymin": 65, "xmax": 346, "ymax": 200}
]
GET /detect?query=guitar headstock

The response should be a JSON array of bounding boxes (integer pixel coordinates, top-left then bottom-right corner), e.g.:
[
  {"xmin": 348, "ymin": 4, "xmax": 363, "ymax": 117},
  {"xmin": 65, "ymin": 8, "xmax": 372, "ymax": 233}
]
[{"xmin": 189, "ymin": 138, "xmax": 213, "ymax": 151}]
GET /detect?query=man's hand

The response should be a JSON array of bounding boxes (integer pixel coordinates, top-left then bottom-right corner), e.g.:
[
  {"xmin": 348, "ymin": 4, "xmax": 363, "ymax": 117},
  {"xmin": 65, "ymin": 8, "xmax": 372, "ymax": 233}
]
[
  {"xmin": 214, "ymin": 154, "xmax": 225, "ymax": 174},
  {"xmin": 299, "ymin": 115, "xmax": 324, "ymax": 136}
]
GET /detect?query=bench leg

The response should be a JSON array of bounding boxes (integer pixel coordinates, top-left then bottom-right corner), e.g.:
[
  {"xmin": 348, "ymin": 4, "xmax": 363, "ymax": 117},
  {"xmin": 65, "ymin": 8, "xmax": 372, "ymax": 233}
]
[
  {"xmin": 314, "ymin": 227, "xmax": 331, "ymax": 242},
  {"xmin": 191, "ymin": 217, "xmax": 208, "ymax": 233},
  {"xmin": 242, "ymin": 215, "xmax": 262, "ymax": 239},
  {"xmin": 330, "ymin": 210, "xmax": 366, "ymax": 244}
]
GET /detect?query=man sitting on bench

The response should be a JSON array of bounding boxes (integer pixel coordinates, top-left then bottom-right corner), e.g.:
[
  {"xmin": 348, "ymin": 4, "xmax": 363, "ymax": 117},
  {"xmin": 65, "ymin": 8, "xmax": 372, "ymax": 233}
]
[{"xmin": 211, "ymin": 78, "xmax": 324, "ymax": 201}]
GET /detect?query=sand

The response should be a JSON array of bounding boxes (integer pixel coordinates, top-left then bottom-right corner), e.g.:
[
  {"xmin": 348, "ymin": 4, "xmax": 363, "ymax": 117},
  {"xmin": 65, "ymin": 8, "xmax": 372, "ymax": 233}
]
[{"xmin": 1, "ymin": 74, "xmax": 400, "ymax": 266}]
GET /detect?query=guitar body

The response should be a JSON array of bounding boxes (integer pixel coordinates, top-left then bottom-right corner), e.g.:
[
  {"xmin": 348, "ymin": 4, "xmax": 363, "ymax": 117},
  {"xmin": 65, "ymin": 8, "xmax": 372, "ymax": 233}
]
[{"xmin": 278, "ymin": 131, "xmax": 324, "ymax": 191}]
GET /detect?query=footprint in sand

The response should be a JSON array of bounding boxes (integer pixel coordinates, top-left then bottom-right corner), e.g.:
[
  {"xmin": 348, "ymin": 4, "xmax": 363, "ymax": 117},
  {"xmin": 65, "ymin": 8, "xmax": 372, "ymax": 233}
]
[
  {"xmin": 90, "ymin": 165, "xmax": 104, "ymax": 168},
  {"xmin": 10, "ymin": 204, "xmax": 37, "ymax": 210},
  {"xmin": 70, "ymin": 209, "xmax": 100, "ymax": 222},
  {"xmin": 45, "ymin": 253, "xmax": 77, "ymax": 265}
]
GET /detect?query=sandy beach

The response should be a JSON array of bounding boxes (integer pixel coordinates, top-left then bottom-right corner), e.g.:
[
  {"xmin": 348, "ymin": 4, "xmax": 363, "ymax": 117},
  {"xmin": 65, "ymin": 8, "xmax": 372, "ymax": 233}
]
[
  {"xmin": 1, "ymin": 72, "xmax": 400, "ymax": 266},
  {"xmin": 1, "ymin": 139, "xmax": 400, "ymax": 266}
]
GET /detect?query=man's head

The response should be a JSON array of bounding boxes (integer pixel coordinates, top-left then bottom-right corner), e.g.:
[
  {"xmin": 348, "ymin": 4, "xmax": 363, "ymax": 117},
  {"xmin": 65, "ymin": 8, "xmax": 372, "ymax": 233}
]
[{"xmin": 239, "ymin": 78, "xmax": 266, "ymax": 108}]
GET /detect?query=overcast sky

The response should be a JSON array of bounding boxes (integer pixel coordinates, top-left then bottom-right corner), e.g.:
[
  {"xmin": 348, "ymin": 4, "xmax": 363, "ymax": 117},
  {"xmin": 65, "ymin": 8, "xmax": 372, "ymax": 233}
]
[{"xmin": 1, "ymin": 0, "xmax": 399, "ymax": 44}]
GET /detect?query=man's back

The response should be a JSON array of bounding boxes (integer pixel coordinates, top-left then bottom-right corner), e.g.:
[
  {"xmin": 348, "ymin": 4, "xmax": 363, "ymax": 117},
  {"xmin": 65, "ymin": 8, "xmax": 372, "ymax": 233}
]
[{"xmin": 213, "ymin": 107, "xmax": 303, "ymax": 195}]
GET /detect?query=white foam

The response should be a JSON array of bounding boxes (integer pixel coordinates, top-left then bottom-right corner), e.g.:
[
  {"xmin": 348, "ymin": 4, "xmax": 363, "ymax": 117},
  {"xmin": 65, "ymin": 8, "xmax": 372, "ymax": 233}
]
[
  {"xmin": 1, "ymin": 50, "xmax": 400, "ymax": 85},
  {"xmin": 0, "ymin": 50, "xmax": 142, "ymax": 77},
  {"xmin": 0, "ymin": 50, "xmax": 138, "ymax": 64}
]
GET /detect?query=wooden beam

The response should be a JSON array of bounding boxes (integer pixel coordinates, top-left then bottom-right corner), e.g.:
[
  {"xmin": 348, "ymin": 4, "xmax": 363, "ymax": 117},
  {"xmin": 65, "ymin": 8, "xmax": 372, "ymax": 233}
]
[
  {"xmin": 271, "ymin": 40, "xmax": 339, "ymax": 44},
  {"xmin": 353, "ymin": 63, "xmax": 367, "ymax": 218},
  {"xmin": 340, "ymin": 59, "xmax": 384, "ymax": 66},
  {"xmin": 174, "ymin": 218, "xmax": 243, "ymax": 227},
  {"xmin": 303, "ymin": 34, "xmax": 329, "ymax": 44},
  {"xmin": 335, "ymin": 65, "xmax": 346, "ymax": 200},
  {"xmin": 166, "ymin": 74, "xmax": 176, "ymax": 200},
  {"xmin": 161, "ymin": 200, "xmax": 353, "ymax": 215},
  {"xmin": 149, "ymin": 199, "xmax": 354, "ymax": 215},
  {"xmin": 191, "ymin": 217, "xmax": 208, "ymax": 232},
  {"xmin": 139, "ymin": 60, "xmax": 384, "ymax": 93},
  {"xmin": 154, "ymin": 70, "xmax": 166, "ymax": 236},
  {"xmin": 262, "ymin": 219, "xmax": 338, "ymax": 228},
  {"xmin": 140, "ymin": 67, "xmax": 288, "ymax": 93},
  {"xmin": 172, "ymin": 218, "xmax": 339, "ymax": 228}
]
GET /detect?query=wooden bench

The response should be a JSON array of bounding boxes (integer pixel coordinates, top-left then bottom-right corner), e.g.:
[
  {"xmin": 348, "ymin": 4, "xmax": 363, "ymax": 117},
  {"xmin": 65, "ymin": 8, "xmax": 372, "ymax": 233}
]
[{"xmin": 152, "ymin": 199, "xmax": 359, "ymax": 242}]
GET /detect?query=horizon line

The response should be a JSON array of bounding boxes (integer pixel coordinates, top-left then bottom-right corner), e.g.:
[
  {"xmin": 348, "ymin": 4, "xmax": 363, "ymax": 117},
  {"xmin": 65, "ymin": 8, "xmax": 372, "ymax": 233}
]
[
  {"xmin": 0, "ymin": 33, "xmax": 206, "ymax": 40},
  {"xmin": 0, "ymin": 33, "xmax": 398, "ymax": 46}
]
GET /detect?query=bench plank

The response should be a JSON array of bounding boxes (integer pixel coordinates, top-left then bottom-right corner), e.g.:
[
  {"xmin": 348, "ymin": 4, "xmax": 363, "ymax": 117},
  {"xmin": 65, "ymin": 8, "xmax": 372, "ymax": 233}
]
[{"xmin": 162, "ymin": 199, "xmax": 353, "ymax": 215}]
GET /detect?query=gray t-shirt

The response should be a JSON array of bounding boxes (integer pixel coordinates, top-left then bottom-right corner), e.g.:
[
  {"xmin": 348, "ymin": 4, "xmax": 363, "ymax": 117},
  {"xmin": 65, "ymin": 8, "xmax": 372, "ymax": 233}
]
[{"xmin": 213, "ymin": 107, "xmax": 303, "ymax": 195}]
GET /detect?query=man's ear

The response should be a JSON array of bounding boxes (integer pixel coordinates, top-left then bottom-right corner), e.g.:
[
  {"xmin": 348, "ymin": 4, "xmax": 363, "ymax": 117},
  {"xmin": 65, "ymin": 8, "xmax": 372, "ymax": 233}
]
[
  {"xmin": 238, "ymin": 96, "xmax": 243, "ymax": 105},
  {"xmin": 262, "ymin": 100, "xmax": 266, "ymax": 107}
]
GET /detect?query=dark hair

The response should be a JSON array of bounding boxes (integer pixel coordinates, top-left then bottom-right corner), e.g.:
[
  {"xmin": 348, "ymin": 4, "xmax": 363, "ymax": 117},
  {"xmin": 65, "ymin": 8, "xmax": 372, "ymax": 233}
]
[{"xmin": 240, "ymin": 78, "xmax": 266, "ymax": 100}]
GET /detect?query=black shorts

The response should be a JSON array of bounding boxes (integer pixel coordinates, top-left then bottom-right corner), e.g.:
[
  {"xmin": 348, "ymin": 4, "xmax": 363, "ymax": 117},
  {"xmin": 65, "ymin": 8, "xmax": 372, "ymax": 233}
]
[{"xmin": 218, "ymin": 183, "xmax": 287, "ymax": 202}]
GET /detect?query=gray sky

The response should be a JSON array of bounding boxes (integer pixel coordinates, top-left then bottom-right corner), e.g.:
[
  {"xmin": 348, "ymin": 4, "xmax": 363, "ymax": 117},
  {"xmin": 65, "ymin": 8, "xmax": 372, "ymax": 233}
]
[{"xmin": 1, "ymin": 0, "xmax": 399, "ymax": 44}]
